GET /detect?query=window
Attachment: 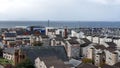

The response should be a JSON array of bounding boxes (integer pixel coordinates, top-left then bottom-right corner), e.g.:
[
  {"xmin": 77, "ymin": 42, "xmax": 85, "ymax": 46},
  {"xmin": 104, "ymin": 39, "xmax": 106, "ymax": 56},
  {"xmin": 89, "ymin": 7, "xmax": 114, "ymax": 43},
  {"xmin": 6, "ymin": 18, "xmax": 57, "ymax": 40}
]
[{"xmin": 109, "ymin": 57, "xmax": 112, "ymax": 60}]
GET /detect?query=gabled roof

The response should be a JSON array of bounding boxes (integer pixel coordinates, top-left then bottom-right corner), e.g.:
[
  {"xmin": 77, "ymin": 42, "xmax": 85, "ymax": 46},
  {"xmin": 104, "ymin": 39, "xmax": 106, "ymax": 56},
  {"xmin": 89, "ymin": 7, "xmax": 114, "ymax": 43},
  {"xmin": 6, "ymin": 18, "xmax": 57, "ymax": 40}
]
[
  {"xmin": 48, "ymin": 29, "xmax": 56, "ymax": 32},
  {"xmin": 56, "ymin": 35, "xmax": 62, "ymax": 38},
  {"xmin": 113, "ymin": 37, "xmax": 120, "ymax": 40},
  {"xmin": 81, "ymin": 38, "xmax": 91, "ymax": 43},
  {"xmin": 107, "ymin": 36, "xmax": 113, "ymax": 38},
  {"xmin": 93, "ymin": 44, "xmax": 106, "ymax": 50},
  {"xmin": 80, "ymin": 38, "xmax": 91, "ymax": 47},
  {"xmin": 106, "ymin": 47, "xmax": 117, "ymax": 53},
  {"xmin": 102, "ymin": 64, "xmax": 117, "ymax": 68},
  {"xmin": 16, "ymin": 31, "xmax": 25, "ymax": 35},
  {"xmin": 113, "ymin": 62, "xmax": 120, "ymax": 67},
  {"xmin": 80, "ymin": 43, "xmax": 91, "ymax": 47},
  {"xmin": 68, "ymin": 39, "xmax": 79, "ymax": 45},
  {"xmin": 39, "ymin": 56, "xmax": 70, "ymax": 68},
  {"xmin": 105, "ymin": 42, "xmax": 117, "ymax": 48},
  {"xmin": 3, "ymin": 48, "xmax": 17, "ymax": 54},
  {"xmin": 40, "ymin": 35, "xmax": 49, "ymax": 38},
  {"xmin": 4, "ymin": 33, "xmax": 16, "ymax": 37},
  {"xmin": 54, "ymin": 37, "xmax": 64, "ymax": 41},
  {"xmin": 70, "ymin": 37, "xmax": 77, "ymax": 40},
  {"xmin": 27, "ymin": 26, "xmax": 45, "ymax": 28},
  {"xmin": 99, "ymin": 36, "xmax": 105, "ymax": 38},
  {"xmin": 77, "ymin": 63, "xmax": 98, "ymax": 68},
  {"xmin": 21, "ymin": 46, "xmax": 68, "ymax": 62}
]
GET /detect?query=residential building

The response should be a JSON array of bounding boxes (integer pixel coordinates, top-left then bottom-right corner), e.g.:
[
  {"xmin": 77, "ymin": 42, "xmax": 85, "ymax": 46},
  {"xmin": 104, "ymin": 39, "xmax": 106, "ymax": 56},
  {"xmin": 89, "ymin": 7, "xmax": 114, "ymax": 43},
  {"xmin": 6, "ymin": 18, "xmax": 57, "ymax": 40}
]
[
  {"xmin": 35, "ymin": 56, "xmax": 70, "ymax": 68},
  {"xmin": 2, "ymin": 32, "xmax": 16, "ymax": 47},
  {"xmin": 3, "ymin": 48, "xmax": 25, "ymax": 65}
]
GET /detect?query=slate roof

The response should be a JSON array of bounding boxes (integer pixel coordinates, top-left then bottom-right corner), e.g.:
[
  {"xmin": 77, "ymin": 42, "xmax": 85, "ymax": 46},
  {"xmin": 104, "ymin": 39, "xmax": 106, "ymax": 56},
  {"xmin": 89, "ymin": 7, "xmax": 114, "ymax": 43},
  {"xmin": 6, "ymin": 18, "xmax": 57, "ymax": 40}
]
[
  {"xmin": 3, "ymin": 48, "xmax": 16, "ymax": 54},
  {"xmin": 106, "ymin": 47, "xmax": 117, "ymax": 53},
  {"xmin": 40, "ymin": 35, "xmax": 49, "ymax": 38},
  {"xmin": 77, "ymin": 63, "xmax": 98, "ymax": 68},
  {"xmin": 39, "ymin": 56, "xmax": 70, "ymax": 68},
  {"xmin": 107, "ymin": 36, "xmax": 113, "ymax": 38},
  {"xmin": 80, "ymin": 43, "xmax": 91, "ymax": 47},
  {"xmin": 93, "ymin": 45, "xmax": 106, "ymax": 50},
  {"xmin": 16, "ymin": 31, "xmax": 25, "ymax": 35},
  {"xmin": 48, "ymin": 29, "xmax": 56, "ymax": 32},
  {"xmin": 54, "ymin": 37, "xmax": 64, "ymax": 41},
  {"xmin": 80, "ymin": 38, "xmax": 91, "ymax": 47},
  {"xmin": 113, "ymin": 62, "xmax": 120, "ymax": 67},
  {"xmin": 102, "ymin": 64, "xmax": 117, "ymax": 68},
  {"xmin": 113, "ymin": 37, "xmax": 120, "ymax": 40},
  {"xmin": 92, "ymin": 34, "xmax": 100, "ymax": 37},
  {"xmin": 99, "ymin": 36, "xmax": 105, "ymax": 38},
  {"xmin": 4, "ymin": 33, "xmax": 16, "ymax": 37},
  {"xmin": 68, "ymin": 39, "xmax": 79, "ymax": 44},
  {"xmin": 70, "ymin": 37, "xmax": 77, "ymax": 40},
  {"xmin": 21, "ymin": 46, "xmax": 68, "ymax": 62},
  {"xmin": 54, "ymin": 35, "xmax": 64, "ymax": 41},
  {"xmin": 81, "ymin": 38, "xmax": 91, "ymax": 43},
  {"xmin": 105, "ymin": 42, "xmax": 117, "ymax": 48},
  {"xmin": 27, "ymin": 26, "xmax": 45, "ymax": 28},
  {"xmin": 56, "ymin": 35, "xmax": 62, "ymax": 38}
]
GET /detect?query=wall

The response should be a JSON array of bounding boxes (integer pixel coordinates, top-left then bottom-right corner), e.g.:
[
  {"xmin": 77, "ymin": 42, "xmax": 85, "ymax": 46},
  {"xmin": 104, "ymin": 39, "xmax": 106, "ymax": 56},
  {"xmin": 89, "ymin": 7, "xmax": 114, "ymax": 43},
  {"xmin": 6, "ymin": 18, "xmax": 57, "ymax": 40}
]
[{"xmin": 35, "ymin": 57, "xmax": 47, "ymax": 68}]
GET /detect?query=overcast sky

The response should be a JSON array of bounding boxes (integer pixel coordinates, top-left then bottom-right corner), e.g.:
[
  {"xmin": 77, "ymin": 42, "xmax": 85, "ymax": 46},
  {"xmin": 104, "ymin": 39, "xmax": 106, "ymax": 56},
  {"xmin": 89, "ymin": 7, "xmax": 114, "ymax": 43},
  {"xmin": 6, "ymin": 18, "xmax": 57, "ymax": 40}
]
[{"xmin": 0, "ymin": 0, "xmax": 120, "ymax": 21}]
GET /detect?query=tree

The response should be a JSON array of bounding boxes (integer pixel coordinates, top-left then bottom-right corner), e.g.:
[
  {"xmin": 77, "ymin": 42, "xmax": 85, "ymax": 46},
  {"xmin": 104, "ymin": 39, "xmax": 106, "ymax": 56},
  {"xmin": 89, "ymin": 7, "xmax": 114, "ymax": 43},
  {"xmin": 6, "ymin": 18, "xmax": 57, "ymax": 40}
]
[
  {"xmin": 33, "ymin": 42, "xmax": 43, "ymax": 46},
  {"xmin": 15, "ymin": 58, "xmax": 34, "ymax": 68},
  {"xmin": 82, "ymin": 58, "xmax": 93, "ymax": 63},
  {"xmin": 100, "ymin": 61, "xmax": 105, "ymax": 67},
  {"xmin": 0, "ymin": 48, "xmax": 3, "ymax": 57}
]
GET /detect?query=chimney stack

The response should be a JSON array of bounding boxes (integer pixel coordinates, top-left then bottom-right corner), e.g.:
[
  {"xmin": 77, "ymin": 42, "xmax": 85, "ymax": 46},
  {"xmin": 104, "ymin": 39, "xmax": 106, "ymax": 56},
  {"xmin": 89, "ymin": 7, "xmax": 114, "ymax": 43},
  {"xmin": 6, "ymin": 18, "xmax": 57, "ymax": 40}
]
[
  {"xmin": 64, "ymin": 26, "xmax": 68, "ymax": 38},
  {"xmin": 14, "ymin": 50, "xmax": 19, "ymax": 65},
  {"xmin": 19, "ymin": 50, "xmax": 25, "ymax": 63}
]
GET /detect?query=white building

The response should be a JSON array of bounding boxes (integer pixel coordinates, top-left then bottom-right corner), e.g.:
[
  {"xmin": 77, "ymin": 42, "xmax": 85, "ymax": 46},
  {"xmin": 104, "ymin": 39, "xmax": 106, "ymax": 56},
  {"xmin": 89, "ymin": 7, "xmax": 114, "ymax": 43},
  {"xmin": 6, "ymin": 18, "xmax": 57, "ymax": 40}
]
[{"xmin": 35, "ymin": 57, "xmax": 70, "ymax": 68}]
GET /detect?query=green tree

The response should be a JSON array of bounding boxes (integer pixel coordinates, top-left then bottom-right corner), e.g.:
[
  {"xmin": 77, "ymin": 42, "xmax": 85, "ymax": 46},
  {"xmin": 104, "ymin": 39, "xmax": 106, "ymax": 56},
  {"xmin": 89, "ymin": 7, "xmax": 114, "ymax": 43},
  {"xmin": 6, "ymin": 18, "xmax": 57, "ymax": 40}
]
[
  {"xmin": 82, "ymin": 58, "xmax": 93, "ymax": 63},
  {"xmin": 100, "ymin": 61, "xmax": 105, "ymax": 67},
  {"xmin": 15, "ymin": 58, "xmax": 34, "ymax": 68},
  {"xmin": 33, "ymin": 42, "xmax": 43, "ymax": 46}
]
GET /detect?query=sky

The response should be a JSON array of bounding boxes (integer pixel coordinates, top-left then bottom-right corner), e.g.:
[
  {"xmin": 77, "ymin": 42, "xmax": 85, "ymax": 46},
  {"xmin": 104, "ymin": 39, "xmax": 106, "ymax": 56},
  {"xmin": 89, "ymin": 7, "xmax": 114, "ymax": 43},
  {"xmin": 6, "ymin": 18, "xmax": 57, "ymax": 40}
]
[{"xmin": 0, "ymin": 0, "xmax": 120, "ymax": 21}]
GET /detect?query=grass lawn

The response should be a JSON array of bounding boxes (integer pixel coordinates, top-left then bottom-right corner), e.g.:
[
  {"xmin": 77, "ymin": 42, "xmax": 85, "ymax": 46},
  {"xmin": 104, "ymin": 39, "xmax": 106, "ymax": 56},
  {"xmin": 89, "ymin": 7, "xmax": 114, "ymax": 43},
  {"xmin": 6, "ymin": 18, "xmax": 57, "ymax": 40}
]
[{"xmin": 0, "ymin": 58, "xmax": 13, "ymax": 66}]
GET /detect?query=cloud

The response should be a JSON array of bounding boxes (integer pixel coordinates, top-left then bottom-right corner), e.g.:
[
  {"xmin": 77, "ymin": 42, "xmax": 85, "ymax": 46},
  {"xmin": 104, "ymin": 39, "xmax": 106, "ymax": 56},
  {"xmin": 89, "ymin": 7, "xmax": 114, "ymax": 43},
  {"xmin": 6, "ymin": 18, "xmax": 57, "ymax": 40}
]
[
  {"xmin": 0, "ymin": 0, "xmax": 30, "ymax": 13},
  {"xmin": 88, "ymin": 0, "xmax": 120, "ymax": 5},
  {"xmin": 0, "ymin": 0, "xmax": 120, "ymax": 21},
  {"xmin": 0, "ymin": 0, "xmax": 75, "ymax": 20}
]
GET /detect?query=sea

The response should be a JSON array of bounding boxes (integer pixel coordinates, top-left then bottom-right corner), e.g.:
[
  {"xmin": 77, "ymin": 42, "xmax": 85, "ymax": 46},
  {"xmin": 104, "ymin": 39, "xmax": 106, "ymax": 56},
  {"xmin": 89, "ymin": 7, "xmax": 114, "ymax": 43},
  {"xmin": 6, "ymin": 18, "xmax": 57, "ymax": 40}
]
[{"xmin": 0, "ymin": 21, "xmax": 120, "ymax": 28}]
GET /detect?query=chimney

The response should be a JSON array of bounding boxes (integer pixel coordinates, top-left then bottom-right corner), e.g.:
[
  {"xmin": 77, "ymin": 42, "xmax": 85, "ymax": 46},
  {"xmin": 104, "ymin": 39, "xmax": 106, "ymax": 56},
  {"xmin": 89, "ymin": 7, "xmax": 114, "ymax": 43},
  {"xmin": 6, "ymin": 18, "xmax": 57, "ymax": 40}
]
[
  {"xmin": 14, "ymin": 50, "xmax": 19, "ymax": 65},
  {"xmin": 19, "ymin": 50, "xmax": 25, "ymax": 63},
  {"xmin": 64, "ymin": 26, "xmax": 68, "ymax": 38}
]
